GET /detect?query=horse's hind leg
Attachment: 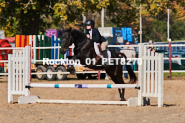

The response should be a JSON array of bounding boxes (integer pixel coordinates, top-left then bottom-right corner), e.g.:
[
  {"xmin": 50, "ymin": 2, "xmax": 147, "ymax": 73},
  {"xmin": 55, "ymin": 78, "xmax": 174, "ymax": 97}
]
[
  {"xmin": 118, "ymin": 88, "xmax": 125, "ymax": 101},
  {"xmin": 115, "ymin": 65, "xmax": 126, "ymax": 101},
  {"xmin": 105, "ymin": 70, "xmax": 126, "ymax": 101}
]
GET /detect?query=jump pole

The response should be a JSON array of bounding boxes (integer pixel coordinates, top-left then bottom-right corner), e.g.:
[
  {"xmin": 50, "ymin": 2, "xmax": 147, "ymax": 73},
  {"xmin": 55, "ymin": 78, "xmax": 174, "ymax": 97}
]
[
  {"xmin": 37, "ymin": 99, "xmax": 129, "ymax": 105},
  {"xmin": 26, "ymin": 83, "xmax": 139, "ymax": 89},
  {"xmin": 19, "ymin": 83, "xmax": 140, "ymax": 107}
]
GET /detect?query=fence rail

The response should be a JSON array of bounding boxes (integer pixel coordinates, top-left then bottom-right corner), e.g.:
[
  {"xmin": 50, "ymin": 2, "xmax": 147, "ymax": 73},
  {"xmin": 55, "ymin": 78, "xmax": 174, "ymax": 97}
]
[
  {"xmin": 1, "ymin": 44, "xmax": 185, "ymax": 76},
  {"xmin": 2, "ymin": 70, "xmax": 185, "ymax": 76}
]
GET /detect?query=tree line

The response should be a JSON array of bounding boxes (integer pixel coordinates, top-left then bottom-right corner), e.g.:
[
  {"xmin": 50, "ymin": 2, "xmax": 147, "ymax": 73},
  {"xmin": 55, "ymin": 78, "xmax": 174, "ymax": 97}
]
[{"xmin": 0, "ymin": 0, "xmax": 185, "ymax": 42}]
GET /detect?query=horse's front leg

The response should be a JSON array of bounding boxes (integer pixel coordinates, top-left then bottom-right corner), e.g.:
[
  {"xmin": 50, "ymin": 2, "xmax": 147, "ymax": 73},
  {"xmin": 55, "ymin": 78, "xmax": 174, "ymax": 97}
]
[
  {"xmin": 65, "ymin": 55, "xmax": 79, "ymax": 75},
  {"xmin": 71, "ymin": 55, "xmax": 78, "ymax": 60},
  {"xmin": 72, "ymin": 55, "xmax": 87, "ymax": 66}
]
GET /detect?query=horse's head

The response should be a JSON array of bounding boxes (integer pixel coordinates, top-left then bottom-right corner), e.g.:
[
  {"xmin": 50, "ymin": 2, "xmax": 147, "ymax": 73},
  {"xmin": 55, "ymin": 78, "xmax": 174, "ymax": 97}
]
[{"xmin": 60, "ymin": 27, "xmax": 73, "ymax": 54}]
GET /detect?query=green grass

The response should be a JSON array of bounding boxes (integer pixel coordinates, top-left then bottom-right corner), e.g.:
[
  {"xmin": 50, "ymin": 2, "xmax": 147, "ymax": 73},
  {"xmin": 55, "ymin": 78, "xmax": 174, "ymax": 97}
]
[
  {"xmin": 134, "ymin": 72, "xmax": 184, "ymax": 80},
  {"xmin": 164, "ymin": 72, "xmax": 185, "ymax": 78},
  {"xmin": 160, "ymin": 39, "xmax": 185, "ymax": 43},
  {"xmin": 135, "ymin": 72, "xmax": 184, "ymax": 80}
]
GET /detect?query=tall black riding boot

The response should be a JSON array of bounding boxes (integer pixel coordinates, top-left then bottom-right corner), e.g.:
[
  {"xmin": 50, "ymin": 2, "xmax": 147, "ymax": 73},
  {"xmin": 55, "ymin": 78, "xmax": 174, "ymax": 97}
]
[{"xmin": 102, "ymin": 50, "xmax": 109, "ymax": 66}]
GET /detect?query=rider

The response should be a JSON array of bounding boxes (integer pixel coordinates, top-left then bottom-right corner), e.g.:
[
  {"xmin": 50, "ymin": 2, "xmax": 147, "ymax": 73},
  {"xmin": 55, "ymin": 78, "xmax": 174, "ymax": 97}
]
[{"xmin": 85, "ymin": 19, "xmax": 109, "ymax": 65}]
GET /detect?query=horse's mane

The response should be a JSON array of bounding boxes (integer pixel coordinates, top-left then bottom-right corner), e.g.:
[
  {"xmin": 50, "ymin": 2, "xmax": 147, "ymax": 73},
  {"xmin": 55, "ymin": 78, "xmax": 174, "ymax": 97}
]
[{"xmin": 71, "ymin": 29, "xmax": 86, "ymax": 39}]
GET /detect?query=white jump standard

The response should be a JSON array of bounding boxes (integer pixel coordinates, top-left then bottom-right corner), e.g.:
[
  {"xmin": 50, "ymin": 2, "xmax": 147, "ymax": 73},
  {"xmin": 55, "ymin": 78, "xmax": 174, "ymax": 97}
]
[{"xmin": 8, "ymin": 45, "xmax": 164, "ymax": 107}]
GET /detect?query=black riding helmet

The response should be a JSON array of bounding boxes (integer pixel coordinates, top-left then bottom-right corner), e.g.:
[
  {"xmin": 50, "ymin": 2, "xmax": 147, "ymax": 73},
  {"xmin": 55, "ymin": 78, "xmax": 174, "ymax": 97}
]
[{"xmin": 85, "ymin": 19, "xmax": 95, "ymax": 28}]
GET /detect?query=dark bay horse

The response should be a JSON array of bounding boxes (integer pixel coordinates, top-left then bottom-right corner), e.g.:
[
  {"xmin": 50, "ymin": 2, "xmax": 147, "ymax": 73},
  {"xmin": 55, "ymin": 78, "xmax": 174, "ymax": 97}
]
[{"xmin": 60, "ymin": 27, "xmax": 137, "ymax": 101}]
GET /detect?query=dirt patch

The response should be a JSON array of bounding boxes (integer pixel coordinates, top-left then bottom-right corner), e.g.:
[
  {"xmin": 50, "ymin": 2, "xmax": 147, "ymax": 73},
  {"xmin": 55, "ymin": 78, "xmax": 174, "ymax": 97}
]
[{"xmin": 0, "ymin": 77, "xmax": 185, "ymax": 123}]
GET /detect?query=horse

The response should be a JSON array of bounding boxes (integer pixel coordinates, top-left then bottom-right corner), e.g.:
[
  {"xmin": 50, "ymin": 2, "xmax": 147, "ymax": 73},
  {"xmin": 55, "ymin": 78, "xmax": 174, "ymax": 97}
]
[{"xmin": 60, "ymin": 27, "xmax": 137, "ymax": 101}]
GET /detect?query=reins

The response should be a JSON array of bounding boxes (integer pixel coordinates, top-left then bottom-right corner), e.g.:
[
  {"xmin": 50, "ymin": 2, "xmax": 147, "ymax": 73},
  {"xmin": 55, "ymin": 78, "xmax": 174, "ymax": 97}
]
[{"xmin": 73, "ymin": 36, "xmax": 87, "ymax": 51}]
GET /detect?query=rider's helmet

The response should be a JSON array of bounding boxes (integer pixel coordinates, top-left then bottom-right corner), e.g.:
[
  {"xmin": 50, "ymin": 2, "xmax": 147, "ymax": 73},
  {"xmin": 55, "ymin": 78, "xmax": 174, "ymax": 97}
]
[{"xmin": 85, "ymin": 19, "xmax": 95, "ymax": 28}]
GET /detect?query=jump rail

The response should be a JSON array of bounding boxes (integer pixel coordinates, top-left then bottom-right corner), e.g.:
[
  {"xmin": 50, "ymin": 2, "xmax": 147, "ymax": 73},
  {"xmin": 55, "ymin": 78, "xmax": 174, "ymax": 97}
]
[
  {"xmin": 26, "ymin": 84, "xmax": 139, "ymax": 89},
  {"xmin": 8, "ymin": 44, "xmax": 164, "ymax": 107}
]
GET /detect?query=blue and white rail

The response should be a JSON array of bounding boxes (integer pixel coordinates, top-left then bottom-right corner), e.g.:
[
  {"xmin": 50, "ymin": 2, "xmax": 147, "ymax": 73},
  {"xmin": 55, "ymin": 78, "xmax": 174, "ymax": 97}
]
[{"xmin": 26, "ymin": 84, "xmax": 139, "ymax": 89}]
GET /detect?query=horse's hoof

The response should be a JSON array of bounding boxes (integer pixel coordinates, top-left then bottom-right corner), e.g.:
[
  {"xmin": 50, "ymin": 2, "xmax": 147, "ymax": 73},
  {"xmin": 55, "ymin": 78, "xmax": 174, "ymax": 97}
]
[
  {"xmin": 70, "ymin": 70, "xmax": 76, "ymax": 75},
  {"xmin": 120, "ymin": 98, "xmax": 126, "ymax": 101},
  {"xmin": 67, "ymin": 68, "xmax": 76, "ymax": 75}
]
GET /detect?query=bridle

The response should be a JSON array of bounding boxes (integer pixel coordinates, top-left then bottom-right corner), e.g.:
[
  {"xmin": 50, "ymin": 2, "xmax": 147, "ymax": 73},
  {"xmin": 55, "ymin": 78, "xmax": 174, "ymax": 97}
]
[
  {"xmin": 62, "ymin": 32, "xmax": 73, "ymax": 49},
  {"xmin": 62, "ymin": 30, "xmax": 88, "ymax": 53}
]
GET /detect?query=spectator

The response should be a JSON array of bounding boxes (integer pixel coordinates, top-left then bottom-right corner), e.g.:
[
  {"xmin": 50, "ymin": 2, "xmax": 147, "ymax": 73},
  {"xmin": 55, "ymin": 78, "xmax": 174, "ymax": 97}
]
[
  {"xmin": 147, "ymin": 40, "xmax": 156, "ymax": 70},
  {"xmin": 120, "ymin": 41, "xmax": 136, "ymax": 79},
  {"xmin": 147, "ymin": 40, "xmax": 155, "ymax": 52}
]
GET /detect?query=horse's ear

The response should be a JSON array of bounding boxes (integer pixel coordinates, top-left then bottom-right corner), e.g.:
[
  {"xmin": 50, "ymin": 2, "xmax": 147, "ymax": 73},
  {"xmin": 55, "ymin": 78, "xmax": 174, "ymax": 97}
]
[{"xmin": 69, "ymin": 27, "xmax": 72, "ymax": 32}]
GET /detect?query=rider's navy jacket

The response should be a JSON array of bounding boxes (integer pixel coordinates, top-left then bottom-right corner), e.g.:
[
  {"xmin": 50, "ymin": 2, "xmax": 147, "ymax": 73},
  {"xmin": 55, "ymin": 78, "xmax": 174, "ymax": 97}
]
[{"xmin": 86, "ymin": 28, "xmax": 106, "ymax": 43}]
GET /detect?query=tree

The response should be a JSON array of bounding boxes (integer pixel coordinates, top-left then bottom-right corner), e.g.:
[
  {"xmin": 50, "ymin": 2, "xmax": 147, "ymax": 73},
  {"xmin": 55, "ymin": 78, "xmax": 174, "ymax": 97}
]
[
  {"xmin": 0, "ymin": 0, "xmax": 58, "ymax": 36},
  {"xmin": 131, "ymin": 0, "xmax": 185, "ymax": 42},
  {"xmin": 53, "ymin": 0, "xmax": 111, "ymax": 29},
  {"xmin": 1, "ymin": 0, "xmax": 185, "ymax": 40}
]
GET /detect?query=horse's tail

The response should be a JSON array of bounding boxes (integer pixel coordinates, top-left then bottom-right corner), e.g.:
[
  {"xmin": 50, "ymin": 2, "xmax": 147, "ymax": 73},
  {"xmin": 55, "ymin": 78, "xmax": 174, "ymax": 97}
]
[{"xmin": 117, "ymin": 52, "xmax": 137, "ymax": 84}]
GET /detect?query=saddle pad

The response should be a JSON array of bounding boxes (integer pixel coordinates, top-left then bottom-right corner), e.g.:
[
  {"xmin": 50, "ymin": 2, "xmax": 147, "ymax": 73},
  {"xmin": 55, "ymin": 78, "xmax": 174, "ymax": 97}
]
[
  {"xmin": 94, "ymin": 42, "xmax": 103, "ymax": 58},
  {"xmin": 107, "ymin": 50, "xmax": 111, "ymax": 58}
]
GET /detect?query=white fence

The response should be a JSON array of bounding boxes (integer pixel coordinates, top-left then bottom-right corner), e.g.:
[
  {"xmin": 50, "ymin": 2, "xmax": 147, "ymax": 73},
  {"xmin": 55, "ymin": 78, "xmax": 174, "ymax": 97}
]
[
  {"xmin": 8, "ymin": 46, "xmax": 31, "ymax": 102},
  {"xmin": 1, "ymin": 44, "xmax": 185, "ymax": 76},
  {"xmin": 8, "ymin": 44, "xmax": 164, "ymax": 107}
]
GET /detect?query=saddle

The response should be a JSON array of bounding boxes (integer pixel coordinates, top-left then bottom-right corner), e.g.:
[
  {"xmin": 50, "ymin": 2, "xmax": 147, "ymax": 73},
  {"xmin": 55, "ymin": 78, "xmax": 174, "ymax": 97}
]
[
  {"xmin": 93, "ymin": 42, "xmax": 111, "ymax": 64},
  {"xmin": 97, "ymin": 44, "xmax": 103, "ymax": 55}
]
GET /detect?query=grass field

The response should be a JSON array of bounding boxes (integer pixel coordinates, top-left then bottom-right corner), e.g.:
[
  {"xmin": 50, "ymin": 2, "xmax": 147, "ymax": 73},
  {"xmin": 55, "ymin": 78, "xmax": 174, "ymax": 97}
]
[{"xmin": 164, "ymin": 72, "xmax": 185, "ymax": 78}]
